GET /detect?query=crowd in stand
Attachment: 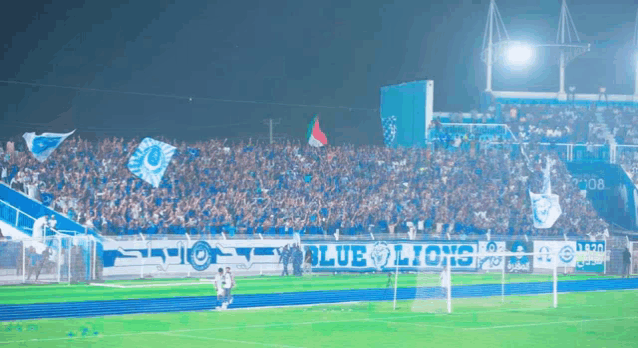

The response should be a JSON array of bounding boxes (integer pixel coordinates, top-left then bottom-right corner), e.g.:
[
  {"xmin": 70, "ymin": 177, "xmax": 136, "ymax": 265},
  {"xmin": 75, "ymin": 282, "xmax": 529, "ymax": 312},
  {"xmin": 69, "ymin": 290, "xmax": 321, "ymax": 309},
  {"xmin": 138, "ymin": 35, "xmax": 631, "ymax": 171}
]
[
  {"xmin": 0, "ymin": 135, "xmax": 608, "ymax": 238},
  {"xmin": 604, "ymin": 107, "xmax": 638, "ymax": 145},
  {"xmin": 501, "ymin": 104, "xmax": 599, "ymax": 144},
  {"xmin": 497, "ymin": 104, "xmax": 638, "ymax": 146}
]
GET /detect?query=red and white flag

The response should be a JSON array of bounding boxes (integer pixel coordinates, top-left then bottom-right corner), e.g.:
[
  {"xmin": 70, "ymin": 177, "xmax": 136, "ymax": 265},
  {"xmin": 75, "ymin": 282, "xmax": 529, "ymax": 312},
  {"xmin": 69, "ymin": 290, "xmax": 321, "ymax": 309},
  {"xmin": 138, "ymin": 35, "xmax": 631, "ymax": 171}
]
[{"xmin": 306, "ymin": 115, "xmax": 328, "ymax": 147}]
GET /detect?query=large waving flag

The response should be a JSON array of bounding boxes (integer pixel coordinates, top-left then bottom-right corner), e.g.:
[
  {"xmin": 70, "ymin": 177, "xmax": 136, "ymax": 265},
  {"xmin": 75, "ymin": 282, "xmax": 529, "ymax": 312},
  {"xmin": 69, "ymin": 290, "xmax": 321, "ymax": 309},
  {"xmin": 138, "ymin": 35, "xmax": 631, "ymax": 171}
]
[
  {"xmin": 22, "ymin": 130, "xmax": 75, "ymax": 162},
  {"xmin": 306, "ymin": 115, "xmax": 328, "ymax": 147},
  {"xmin": 127, "ymin": 138, "xmax": 176, "ymax": 188},
  {"xmin": 529, "ymin": 157, "xmax": 562, "ymax": 229}
]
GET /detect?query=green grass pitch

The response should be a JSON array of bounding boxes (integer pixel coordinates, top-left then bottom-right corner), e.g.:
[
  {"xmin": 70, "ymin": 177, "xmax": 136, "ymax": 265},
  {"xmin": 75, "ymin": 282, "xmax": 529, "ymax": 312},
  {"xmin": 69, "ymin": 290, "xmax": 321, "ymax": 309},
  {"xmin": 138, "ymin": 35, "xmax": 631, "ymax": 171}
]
[{"xmin": 1, "ymin": 274, "xmax": 636, "ymax": 347}]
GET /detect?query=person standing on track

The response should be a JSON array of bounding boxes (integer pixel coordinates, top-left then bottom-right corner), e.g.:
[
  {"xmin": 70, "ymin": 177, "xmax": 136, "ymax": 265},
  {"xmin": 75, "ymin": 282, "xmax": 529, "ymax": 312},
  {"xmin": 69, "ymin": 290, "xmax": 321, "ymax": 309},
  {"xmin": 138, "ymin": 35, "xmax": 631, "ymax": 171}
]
[
  {"xmin": 223, "ymin": 267, "xmax": 235, "ymax": 308},
  {"xmin": 34, "ymin": 247, "xmax": 51, "ymax": 281},
  {"xmin": 386, "ymin": 273, "xmax": 393, "ymax": 288},
  {"xmin": 292, "ymin": 244, "xmax": 303, "ymax": 276},
  {"xmin": 26, "ymin": 246, "xmax": 38, "ymax": 281},
  {"xmin": 280, "ymin": 245, "xmax": 291, "ymax": 276},
  {"xmin": 623, "ymin": 247, "xmax": 632, "ymax": 278},
  {"xmin": 214, "ymin": 268, "xmax": 225, "ymax": 310},
  {"xmin": 303, "ymin": 246, "xmax": 312, "ymax": 274},
  {"xmin": 385, "ymin": 273, "xmax": 394, "ymax": 298}
]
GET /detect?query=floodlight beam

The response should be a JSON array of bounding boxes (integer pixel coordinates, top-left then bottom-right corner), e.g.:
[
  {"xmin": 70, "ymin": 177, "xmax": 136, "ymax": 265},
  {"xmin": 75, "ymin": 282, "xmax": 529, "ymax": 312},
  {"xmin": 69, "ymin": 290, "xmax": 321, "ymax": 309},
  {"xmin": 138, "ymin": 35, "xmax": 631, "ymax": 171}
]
[
  {"xmin": 505, "ymin": 43, "xmax": 535, "ymax": 66},
  {"xmin": 480, "ymin": 0, "xmax": 589, "ymax": 95}
]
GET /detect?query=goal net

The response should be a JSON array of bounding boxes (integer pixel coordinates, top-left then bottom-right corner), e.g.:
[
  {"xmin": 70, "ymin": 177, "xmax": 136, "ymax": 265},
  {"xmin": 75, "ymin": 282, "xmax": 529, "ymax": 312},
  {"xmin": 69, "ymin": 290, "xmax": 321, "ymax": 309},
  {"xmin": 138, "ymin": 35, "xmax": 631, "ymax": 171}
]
[
  {"xmin": 409, "ymin": 256, "xmax": 451, "ymax": 313},
  {"xmin": 404, "ymin": 251, "xmax": 557, "ymax": 313},
  {"xmin": 0, "ymin": 235, "xmax": 97, "ymax": 285}
]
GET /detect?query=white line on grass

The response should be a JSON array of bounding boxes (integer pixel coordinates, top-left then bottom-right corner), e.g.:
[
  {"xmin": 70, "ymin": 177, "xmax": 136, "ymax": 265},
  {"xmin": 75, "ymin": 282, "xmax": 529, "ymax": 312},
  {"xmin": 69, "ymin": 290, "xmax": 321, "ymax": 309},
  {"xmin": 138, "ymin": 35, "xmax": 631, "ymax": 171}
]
[
  {"xmin": 464, "ymin": 316, "xmax": 638, "ymax": 331},
  {"xmin": 110, "ymin": 282, "xmax": 212, "ymax": 289},
  {"xmin": 2, "ymin": 310, "xmax": 637, "ymax": 345},
  {"xmin": 162, "ymin": 332, "xmax": 306, "ymax": 348},
  {"xmin": 87, "ymin": 283, "xmax": 126, "ymax": 289},
  {"xmin": 0, "ymin": 311, "xmax": 456, "ymax": 345},
  {"xmin": 367, "ymin": 319, "xmax": 456, "ymax": 329}
]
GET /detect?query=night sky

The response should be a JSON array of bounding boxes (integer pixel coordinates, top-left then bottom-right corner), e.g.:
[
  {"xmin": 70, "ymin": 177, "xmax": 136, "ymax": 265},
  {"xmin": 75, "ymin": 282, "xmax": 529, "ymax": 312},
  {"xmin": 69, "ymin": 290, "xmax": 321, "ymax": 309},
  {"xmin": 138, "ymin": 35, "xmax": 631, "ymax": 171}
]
[{"xmin": 0, "ymin": 0, "xmax": 636, "ymax": 145}]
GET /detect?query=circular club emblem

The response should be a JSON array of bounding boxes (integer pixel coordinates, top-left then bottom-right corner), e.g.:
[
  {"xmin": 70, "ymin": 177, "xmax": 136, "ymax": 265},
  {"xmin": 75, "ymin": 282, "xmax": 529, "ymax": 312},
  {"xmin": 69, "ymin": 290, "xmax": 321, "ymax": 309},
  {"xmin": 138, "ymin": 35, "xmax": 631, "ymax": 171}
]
[
  {"xmin": 144, "ymin": 146, "xmax": 164, "ymax": 173},
  {"xmin": 558, "ymin": 245, "xmax": 575, "ymax": 264},
  {"xmin": 189, "ymin": 241, "xmax": 212, "ymax": 271}
]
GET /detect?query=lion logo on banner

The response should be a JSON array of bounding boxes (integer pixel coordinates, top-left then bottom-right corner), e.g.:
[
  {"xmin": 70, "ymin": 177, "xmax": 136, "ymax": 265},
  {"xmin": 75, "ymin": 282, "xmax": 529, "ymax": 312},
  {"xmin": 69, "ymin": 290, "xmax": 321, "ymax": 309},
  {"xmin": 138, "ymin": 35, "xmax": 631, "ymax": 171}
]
[{"xmin": 370, "ymin": 242, "xmax": 391, "ymax": 270}]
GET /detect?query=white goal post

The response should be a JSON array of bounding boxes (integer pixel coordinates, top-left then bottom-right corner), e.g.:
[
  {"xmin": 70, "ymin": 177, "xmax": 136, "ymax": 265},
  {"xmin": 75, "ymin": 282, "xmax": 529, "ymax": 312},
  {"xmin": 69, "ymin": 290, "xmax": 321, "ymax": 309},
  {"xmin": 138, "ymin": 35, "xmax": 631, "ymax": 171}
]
[
  {"xmin": 395, "ymin": 251, "xmax": 559, "ymax": 314},
  {"xmin": 0, "ymin": 235, "xmax": 97, "ymax": 285}
]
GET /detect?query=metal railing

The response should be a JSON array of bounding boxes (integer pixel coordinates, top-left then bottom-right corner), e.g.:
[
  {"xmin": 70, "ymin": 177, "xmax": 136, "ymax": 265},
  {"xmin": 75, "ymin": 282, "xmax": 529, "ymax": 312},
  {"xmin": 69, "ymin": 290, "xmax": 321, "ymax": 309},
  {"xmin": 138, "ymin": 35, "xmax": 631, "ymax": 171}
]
[
  {"xmin": 0, "ymin": 199, "xmax": 35, "ymax": 235},
  {"xmin": 433, "ymin": 123, "xmax": 518, "ymax": 141},
  {"xmin": 430, "ymin": 123, "xmax": 629, "ymax": 163},
  {"xmin": 0, "ymin": 198, "xmax": 85, "ymax": 238},
  {"xmin": 0, "ymin": 183, "xmax": 95, "ymax": 238}
]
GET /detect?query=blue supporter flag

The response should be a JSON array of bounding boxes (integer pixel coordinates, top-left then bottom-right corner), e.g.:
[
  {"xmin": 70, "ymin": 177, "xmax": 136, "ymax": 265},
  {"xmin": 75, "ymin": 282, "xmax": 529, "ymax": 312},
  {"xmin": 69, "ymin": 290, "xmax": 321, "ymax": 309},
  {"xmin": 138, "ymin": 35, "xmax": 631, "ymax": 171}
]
[
  {"xmin": 127, "ymin": 138, "xmax": 176, "ymax": 188},
  {"xmin": 22, "ymin": 130, "xmax": 75, "ymax": 162},
  {"xmin": 40, "ymin": 193, "xmax": 55, "ymax": 207},
  {"xmin": 187, "ymin": 147, "xmax": 200, "ymax": 158}
]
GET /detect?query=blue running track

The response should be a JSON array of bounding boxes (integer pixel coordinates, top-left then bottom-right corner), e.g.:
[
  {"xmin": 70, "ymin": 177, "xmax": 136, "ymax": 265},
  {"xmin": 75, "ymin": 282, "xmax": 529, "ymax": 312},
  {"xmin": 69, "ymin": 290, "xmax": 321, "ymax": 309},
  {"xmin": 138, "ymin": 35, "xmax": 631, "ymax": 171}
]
[{"xmin": 1, "ymin": 278, "xmax": 637, "ymax": 321}]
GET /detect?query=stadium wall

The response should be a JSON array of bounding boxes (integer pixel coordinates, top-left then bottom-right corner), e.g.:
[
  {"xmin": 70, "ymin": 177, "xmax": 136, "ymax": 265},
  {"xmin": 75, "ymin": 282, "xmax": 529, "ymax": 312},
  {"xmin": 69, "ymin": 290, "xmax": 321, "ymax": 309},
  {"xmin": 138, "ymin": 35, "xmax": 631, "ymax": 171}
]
[
  {"xmin": 100, "ymin": 239, "xmax": 606, "ymax": 278},
  {"xmin": 379, "ymin": 80, "xmax": 433, "ymax": 146},
  {"xmin": 566, "ymin": 162, "xmax": 638, "ymax": 231},
  {"xmin": 101, "ymin": 238, "xmax": 295, "ymax": 278},
  {"xmin": 303, "ymin": 240, "xmax": 605, "ymax": 273}
]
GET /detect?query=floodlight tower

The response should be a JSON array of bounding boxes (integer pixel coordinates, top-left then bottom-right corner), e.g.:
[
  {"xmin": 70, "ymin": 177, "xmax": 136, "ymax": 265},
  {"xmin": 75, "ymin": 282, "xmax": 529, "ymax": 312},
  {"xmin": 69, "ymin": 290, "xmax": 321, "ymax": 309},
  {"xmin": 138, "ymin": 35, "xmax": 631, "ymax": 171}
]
[
  {"xmin": 481, "ymin": 0, "xmax": 509, "ymax": 92},
  {"xmin": 555, "ymin": 0, "xmax": 589, "ymax": 97},
  {"xmin": 481, "ymin": 0, "xmax": 589, "ymax": 96}
]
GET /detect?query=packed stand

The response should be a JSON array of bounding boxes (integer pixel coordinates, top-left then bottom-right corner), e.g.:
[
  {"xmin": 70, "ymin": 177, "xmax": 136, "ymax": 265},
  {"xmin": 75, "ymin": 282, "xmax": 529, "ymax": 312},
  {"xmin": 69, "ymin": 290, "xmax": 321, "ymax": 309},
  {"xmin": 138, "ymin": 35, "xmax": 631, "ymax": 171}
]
[
  {"xmin": 501, "ymin": 104, "xmax": 599, "ymax": 144},
  {"xmin": 0, "ymin": 136, "xmax": 608, "ymax": 239},
  {"xmin": 604, "ymin": 107, "xmax": 638, "ymax": 145},
  {"xmin": 605, "ymin": 107, "xmax": 638, "ymax": 185}
]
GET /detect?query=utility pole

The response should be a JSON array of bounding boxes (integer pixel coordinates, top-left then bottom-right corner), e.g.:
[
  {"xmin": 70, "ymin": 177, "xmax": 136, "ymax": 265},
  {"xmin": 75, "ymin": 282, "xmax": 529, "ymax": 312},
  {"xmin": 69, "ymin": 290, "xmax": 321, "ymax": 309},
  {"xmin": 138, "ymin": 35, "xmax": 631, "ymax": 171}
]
[{"xmin": 262, "ymin": 118, "xmax": 281, "ymax": 145}]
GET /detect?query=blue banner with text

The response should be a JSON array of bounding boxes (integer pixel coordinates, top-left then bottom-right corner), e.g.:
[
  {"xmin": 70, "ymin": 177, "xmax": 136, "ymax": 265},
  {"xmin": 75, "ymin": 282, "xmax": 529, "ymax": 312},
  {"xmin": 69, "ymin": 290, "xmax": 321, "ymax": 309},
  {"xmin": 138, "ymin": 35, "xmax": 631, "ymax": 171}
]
[{"xmin": 304, "ymin": 241, "xmax": 478, "ymax": 272}]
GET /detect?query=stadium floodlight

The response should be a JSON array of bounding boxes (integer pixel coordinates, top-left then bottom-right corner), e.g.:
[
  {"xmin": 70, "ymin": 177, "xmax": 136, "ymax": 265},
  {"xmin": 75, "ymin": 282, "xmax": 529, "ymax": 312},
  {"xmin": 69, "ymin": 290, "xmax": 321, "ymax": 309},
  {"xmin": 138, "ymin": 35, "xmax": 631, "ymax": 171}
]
[
  {"xmin": 481, "ymin": 0, "xmax": 589, "ymax": 94},
  {"xmin": 505, "ymin": 42, "xmax": 535, "ymax": 67}
]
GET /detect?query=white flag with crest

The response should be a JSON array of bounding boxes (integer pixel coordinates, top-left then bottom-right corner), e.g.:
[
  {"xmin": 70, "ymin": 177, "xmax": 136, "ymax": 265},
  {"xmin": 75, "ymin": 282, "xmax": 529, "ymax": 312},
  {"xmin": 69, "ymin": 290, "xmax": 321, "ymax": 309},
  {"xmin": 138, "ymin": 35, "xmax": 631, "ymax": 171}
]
[{"xmin": 529, "ymin": 157, "xmax": 562, "ymax": 229}]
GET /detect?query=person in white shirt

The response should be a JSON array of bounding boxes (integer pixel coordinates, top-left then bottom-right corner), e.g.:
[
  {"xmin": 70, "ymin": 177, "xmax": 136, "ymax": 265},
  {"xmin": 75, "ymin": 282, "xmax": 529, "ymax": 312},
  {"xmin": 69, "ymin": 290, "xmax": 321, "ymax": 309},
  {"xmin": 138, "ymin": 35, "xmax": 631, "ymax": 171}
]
[
  {"xmin": 1, "ymin": 165, "xmax": 7, "ymax": 184},
  {"xmin": 223, "ymin": 267, "xmax": 235, "ymax": 308},
  {"xmin": 214, "ymin": 268, "xmax": 225, "ymax": 310},
  {"xmin": 48, "ymin": 215, "xmax": 57, "ymax": 231},
  {"xmin": 32, "ymin": 216, "xmax": 49, "ymax": 241}
]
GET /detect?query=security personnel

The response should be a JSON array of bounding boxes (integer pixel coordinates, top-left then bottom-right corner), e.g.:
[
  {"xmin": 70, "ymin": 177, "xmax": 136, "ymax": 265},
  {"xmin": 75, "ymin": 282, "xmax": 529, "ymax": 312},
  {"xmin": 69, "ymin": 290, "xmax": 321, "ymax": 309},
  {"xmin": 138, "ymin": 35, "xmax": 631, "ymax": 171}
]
[
  {"xmin": 292, "ymin": 244, "xmax": 303, "ymax": 277},
  {"xmin": 279, "ymin": 245, "xmax": 291, "ymax": 276},
  {"xmin": 623, "ymin": 247, "xmax": 632, "ymax": 278}
]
